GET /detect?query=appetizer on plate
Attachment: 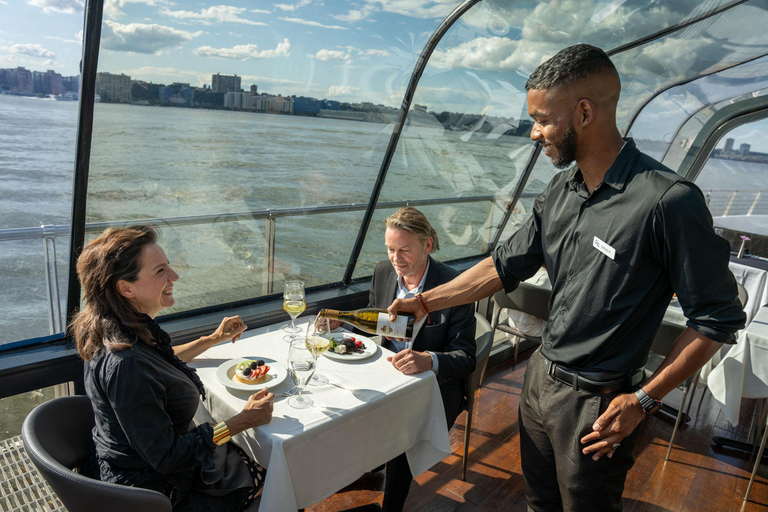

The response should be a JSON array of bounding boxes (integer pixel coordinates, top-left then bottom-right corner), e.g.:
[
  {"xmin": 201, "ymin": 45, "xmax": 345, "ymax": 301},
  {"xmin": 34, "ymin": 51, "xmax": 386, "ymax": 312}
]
[
  {"xmin": 234, "ymin": 359, "xmax": 271, "ymax": 384},
  {"xmin": 330, "ymin": 336, "xmax": 366, "ymax": 355}
]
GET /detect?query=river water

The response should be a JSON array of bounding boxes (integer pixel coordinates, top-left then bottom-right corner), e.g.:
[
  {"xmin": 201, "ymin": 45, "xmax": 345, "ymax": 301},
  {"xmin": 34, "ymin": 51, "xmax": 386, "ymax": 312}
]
[{"xmin": 0, "ymin": 95, "xmax": 538, "ymax": 345}]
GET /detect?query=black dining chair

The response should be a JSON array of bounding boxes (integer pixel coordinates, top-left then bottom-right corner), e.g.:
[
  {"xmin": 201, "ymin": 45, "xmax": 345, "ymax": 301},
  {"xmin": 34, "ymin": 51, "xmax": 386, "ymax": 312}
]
[
  {"xmin": 490, "ymin": 281, "xmax": 551, "ymax": 368},
  {"xmin": 461, "ymin": 312, "xmax": 494, "ymax": 481},
  {"xmin": 22, "ymin": 395, "xmax": 172, "ymax": 512}
]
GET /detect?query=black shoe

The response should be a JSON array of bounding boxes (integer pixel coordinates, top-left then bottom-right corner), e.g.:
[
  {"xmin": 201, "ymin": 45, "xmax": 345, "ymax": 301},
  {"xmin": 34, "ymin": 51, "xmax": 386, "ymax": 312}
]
[{"xmin": 338, "ymin": 505, "xmax": 382, "ymax": 512}]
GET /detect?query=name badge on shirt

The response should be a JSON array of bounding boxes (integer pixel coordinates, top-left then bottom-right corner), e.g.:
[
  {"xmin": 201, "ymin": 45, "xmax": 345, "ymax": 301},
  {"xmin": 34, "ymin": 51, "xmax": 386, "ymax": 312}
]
[{"xmin": 593, "ymin": 236, "xmax": 616, "ymax": 260}]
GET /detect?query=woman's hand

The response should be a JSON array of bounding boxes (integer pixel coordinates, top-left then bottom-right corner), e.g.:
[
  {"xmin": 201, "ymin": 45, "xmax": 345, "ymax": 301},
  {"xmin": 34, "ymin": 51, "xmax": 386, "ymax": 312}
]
[
  {"xmin": 226, "ymin": 388, "xmax": 275, "ymax": 435},
  {"xmin": 210, "ymin": 316, "xmax": 247, "ymax": 344}
]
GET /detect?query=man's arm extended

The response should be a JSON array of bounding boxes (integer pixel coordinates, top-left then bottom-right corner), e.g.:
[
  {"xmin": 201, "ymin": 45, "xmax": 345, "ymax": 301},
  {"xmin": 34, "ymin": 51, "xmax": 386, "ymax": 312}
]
[
  {"xmin": 388, "ymin": 257, "xmax": 504, "ymax": 321},
  {"xmin": 580, "ymin": 327, "xmax": 722, "ymax": 460}
]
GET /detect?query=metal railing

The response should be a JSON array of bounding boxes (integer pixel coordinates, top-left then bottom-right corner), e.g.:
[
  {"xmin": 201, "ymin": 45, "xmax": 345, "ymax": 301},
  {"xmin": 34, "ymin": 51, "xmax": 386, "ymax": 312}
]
[
  {"xmin": 704, "ymin": 189, "xmax": 768, "ymax": 217},
  {"xmin": 0, "ymin": 194, "xmax": 519, "ymax": 338}
]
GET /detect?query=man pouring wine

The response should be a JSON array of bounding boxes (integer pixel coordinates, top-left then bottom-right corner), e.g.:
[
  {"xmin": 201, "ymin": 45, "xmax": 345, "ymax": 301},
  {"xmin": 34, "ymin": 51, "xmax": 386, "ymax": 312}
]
[{"xmin": 334, "ymin": 206, "xmax": 476, "ymax": 512}]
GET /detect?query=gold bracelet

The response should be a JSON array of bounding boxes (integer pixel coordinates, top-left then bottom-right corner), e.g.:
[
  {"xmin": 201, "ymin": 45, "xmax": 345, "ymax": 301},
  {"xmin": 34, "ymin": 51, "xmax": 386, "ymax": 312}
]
[{"xmin": 212, "ymin": 421, "xmax": 231, "ymax": 446}]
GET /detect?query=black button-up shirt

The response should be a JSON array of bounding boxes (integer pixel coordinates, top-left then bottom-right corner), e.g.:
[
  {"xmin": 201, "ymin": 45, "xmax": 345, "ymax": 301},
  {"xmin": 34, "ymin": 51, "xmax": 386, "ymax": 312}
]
[{"xmin": 493, "ymin": 139, "xmax": 746, "ymax": 372}]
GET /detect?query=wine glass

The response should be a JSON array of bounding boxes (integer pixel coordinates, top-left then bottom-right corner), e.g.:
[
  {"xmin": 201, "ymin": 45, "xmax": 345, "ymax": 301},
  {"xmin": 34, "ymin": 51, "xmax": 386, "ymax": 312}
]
[
  {"xmin": 306, "ymin": 315, "xmax": 331, "ymax": 386},
  {"xmin": 287, "ymin": 337, "xmax": 316, "ymax": 409},
  {"xmin": 282, "ymin": 280, "xmax": 306, "ymax": 342}
]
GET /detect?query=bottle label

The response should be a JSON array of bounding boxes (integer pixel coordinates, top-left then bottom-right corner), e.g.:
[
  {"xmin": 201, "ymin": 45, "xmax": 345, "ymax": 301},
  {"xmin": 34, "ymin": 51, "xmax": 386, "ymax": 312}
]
[{"xmin": 376, "ymin": 313, "xmax": 409, "ymax": 339}]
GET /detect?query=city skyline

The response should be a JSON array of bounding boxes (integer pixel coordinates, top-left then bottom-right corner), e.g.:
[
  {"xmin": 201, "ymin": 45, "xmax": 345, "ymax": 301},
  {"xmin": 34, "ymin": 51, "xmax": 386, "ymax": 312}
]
[{"xmin": 2, "ymin": 1, "xmax": 764, "ymax": 144}]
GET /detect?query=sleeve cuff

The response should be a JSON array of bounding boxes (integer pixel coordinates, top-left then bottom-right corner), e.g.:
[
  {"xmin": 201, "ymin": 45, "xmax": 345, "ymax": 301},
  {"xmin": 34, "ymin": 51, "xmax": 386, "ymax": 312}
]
[{"xmin": 428, "ymin": 351, "xmax": 439, "ymax": 375}]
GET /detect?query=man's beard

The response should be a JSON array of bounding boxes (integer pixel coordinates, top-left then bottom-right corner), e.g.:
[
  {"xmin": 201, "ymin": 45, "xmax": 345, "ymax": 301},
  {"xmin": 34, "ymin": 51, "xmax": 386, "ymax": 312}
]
[{"xmin": 552, "ymin": 123, "xmax": 578, "ymax": 169}]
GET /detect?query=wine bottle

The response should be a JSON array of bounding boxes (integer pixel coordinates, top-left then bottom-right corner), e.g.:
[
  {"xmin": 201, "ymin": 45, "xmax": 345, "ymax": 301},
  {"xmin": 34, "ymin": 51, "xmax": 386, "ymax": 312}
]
[{"xmin": 319, "ymin": 308, "xmax": 414, "ymax": 340}]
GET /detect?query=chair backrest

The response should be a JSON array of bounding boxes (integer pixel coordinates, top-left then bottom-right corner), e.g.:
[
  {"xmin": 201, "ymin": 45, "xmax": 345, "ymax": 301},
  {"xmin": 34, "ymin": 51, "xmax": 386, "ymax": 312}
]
[
  {"xmin": 22, "ymin": 396, "xmax": 171, "ymax": 512},
  {"xmin": 493, "ymin": 282, "xmax": 551, "ymax": 321},
  {"xmin": 649, "ymin": 319, "xmax": 686, "ymax": 357},
  {"xmin": 737, "ymin": 282, "xmax": 748, "ymax": 310},
  {"xmin": 466, "ymin": 313, "xmax": 494, "ymax": 410}
]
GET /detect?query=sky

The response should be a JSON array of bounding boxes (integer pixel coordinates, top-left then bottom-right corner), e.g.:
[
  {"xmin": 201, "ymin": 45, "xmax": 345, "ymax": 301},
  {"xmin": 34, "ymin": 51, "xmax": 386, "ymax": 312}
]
[{"xmin": 1, "ymin": 0, "xmax": 768, "ymax": 142}]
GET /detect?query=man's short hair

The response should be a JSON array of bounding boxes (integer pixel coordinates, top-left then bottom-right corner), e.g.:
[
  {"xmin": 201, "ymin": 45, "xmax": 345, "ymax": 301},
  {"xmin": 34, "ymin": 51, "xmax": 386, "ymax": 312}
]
[
  {"xmin": 525, "ymin": 44, "xmax": 618, "ymax": 92},
  {"xmin": 385, "ymin": 207, "xmax": 439, "ymax": 251}
]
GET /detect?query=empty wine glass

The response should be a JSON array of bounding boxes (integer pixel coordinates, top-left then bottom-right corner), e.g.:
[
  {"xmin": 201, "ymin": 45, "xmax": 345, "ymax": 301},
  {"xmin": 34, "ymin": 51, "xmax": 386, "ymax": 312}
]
[
  {"xmin": 287, "ymin": 337, "xmax": 315, "ymax": 409},
  {"xmin": 306, "ymin": 315, "xmax": 331, "ymax": 386},
  {"xmin": 282, "ymin": 280, "xmax": 306, "ymax": 342}
]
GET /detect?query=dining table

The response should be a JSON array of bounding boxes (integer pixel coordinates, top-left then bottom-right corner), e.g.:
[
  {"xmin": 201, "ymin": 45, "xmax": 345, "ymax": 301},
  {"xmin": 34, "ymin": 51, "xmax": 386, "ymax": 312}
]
[
  {"xmin": 707, "ymin": 303, "xmax": 768, "ymax": 428},
  {"xmin": 189, "ymin": 320, "xmax": 452, "ymax": 512}
]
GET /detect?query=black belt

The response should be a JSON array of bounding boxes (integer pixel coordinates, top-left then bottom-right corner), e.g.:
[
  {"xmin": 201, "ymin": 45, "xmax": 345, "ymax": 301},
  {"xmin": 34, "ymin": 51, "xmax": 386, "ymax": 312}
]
[{"xmin": 546, "ymin": 359, "xmax": 644, "ymax": 394}]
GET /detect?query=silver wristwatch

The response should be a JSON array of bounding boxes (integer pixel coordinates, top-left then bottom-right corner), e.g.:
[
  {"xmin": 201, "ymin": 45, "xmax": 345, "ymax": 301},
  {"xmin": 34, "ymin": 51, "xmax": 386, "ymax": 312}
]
[{"xmin": 634, "ymin": 387, "xmax": 662, "ymax": 415}]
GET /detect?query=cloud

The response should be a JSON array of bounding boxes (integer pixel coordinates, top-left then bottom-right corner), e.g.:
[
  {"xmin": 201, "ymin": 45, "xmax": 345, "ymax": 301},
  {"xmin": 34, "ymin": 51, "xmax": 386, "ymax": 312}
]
[
  {"xmin": 280, "ymin": 17, "xmax": 347, "ymax": 30},
  {"xmin": 331, "ymin": 9, "xmax": 371, "ymax": 22},
  {"xmin": 362, "ymin": 0, "xmax": 459, "ymax": 20},
  {"xmin": 44, "ymin": 35, "xmax": 81, "ymax": 44},
  {"xmin": 3, "ymin": 43, "xmax": 55, "ymax": 59},
  {"xmin": 328, "ymin": 85, "xmax": 360, "ymax": 96},
  {"xmin": 103, "ymin": 0, "xmax": 164, "ymax": 19},
  {"xmin": 314, "ymin": 49, "xmax": 349, "ymax": 61},
  {"xmin": 274, "ymin": 0, "xmax": 311, "ymax": 12},
  {"xmin": 194, "ymin": 39, "xmax": 291, "ymax": 60},
  {"xmin": 240, "ymin": 74, "xmax": 305, "ymax": 86},
  {"xmin": 429, "ymin": 37, "xmax": 521, "ymax": 71},
  {"xmin": 27, "ymin": 0, "xmax": 83, "ymax": 14},
  {"xmin": 162, "ymin": 5, "xmax": 267, "ymax": 26},
  {"xmin": 359, "ymin": 48, "xmax": 389, "ymax": 57},
  {"xmin": 101, "ymin": 21, "xmax": 201, "ymax": 54}
]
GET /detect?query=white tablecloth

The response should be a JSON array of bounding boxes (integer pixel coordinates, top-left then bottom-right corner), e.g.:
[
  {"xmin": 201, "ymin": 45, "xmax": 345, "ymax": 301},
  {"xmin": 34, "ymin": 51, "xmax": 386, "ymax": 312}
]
[
  {"xmin": 707, "ymin": 305, "xmax": 768, "ymax": 426},
  {"xmin": 189, "ymin": 322, "xmax": 451, "ymax": 512},
  {"xmin": 663, "ymin": 259, "xmax": 768, "ymax": 380}
]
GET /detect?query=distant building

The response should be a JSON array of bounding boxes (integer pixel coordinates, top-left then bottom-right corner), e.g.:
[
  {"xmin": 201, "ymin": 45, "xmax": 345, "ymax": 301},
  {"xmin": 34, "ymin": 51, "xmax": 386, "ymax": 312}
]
[
  {"xmin": 294, "ymin": 96, "xmax": 321, "ymax": 114},
  {"xmin": 61, "ymin": 75, "xmax": 79, "ymax": 93},
  {"xmin": 32, "ymin": 70, "xmax": 63, "ymax": 96},
  {"xmin": 212, "ymin": 73, "xmax": 241, "ymax": 93},
  {"xmin": 724, "ymin": 137, "xmax": 735, "ymax": 153},
  {"xmin": 740, "ymin": 143, "xmax": 751, "ymax": 155},
  {"xmin": 250, "ymin": 84, "xmax": 258, "ymax": 95},
  {"xmin": 95, "ymin": 72, "xmax": 131, "ymax": 103},
  {"xmin": 159, "ymin": 83, "xmax": 194, "ymax": 107},
  {"xmin": 224, "ymin": 91, "xmax": 253, "ymax": 109},
  {"xmin": 0, "ymin": 67, "xmax": 33, "ymax": 94}
]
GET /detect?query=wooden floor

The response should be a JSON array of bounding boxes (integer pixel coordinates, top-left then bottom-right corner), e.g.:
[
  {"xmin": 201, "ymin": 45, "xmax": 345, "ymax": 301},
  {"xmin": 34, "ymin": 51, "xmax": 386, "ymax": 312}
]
[{"xmin": 307, "ymin": 348, "xmax": 768, "ymax": 512}]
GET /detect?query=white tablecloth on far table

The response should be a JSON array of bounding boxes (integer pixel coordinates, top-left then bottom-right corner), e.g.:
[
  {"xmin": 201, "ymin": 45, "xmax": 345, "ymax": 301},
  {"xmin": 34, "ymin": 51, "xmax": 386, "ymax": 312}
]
[
  {"xmin": 663, "ymin": 259, "xmax": 768, "ymax": 380},
  {"xmin": 189, "ymin": 322, "xmax": 451, "ymax": 512},
  {"xmin": 707, "ymin": 305, "xmax": 768, "ymax": 426}
]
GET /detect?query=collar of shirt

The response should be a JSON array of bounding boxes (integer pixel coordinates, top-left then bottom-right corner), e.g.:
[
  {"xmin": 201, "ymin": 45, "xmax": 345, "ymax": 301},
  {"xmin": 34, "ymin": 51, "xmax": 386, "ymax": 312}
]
[
  {"xmin": 566, "ymin": 139, "xmax": 633, "ymax": 194},
  {"xmin": 391, "ymin": 259, "xmax": 430, "ymax": 351}
]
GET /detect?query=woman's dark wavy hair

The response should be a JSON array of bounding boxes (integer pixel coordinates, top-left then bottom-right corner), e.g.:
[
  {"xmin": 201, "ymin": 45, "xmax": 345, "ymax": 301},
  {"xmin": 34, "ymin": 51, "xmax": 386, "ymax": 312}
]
[
  {"xmin": 525, "ymin": 44, "xmax": 618, "ymax": 92},
  {"xmin": 70, "ymin": 225, "xmax": 158, "ymax": 361}
]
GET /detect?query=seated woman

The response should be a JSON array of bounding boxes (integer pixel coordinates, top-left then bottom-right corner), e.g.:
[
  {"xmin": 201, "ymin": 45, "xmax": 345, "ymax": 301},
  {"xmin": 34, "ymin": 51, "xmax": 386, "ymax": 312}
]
[{"xmin": 71, "ymin": 225, "xmax": 274, "ymax": 512}]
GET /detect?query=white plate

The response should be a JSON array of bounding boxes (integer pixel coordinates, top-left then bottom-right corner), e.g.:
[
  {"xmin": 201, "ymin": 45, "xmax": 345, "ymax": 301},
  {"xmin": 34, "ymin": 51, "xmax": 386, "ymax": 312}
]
[
  {"xmin": 323, "ymin": 334, "xmax": 379, "ymax": 361},
  {"xmin": 216, "ymin": 357, "xmax": 288, "ymax": 391}
]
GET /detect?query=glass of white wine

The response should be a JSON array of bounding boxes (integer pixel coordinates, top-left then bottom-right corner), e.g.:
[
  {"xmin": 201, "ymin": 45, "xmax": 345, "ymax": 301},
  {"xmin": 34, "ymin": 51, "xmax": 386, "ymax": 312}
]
[
  {"xmin": 282, "ymin": 280, "xmax": 306, "ymax": 342},
  {"xmin": 287, "ymin": 337, "xmax": 316, "ymax": 409},
  {"xmin": 306, "ymin": 315, "xmax": 331, "ymax": 386}
]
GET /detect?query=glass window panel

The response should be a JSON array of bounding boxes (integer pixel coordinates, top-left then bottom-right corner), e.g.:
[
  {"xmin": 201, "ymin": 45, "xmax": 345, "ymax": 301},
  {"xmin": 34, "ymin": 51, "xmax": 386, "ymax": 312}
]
[
  {"xmin": 628, "ymin": 56, "xmax": 768, "ymax": 165},
  {"xmin": 614, "ymin": 1, "xmax": 768, "ymax": 134},
  {"xmin": 696, "ymin": 118, "xmax": 768, "ymax": 214},
  {"xmin": 86, "ymin": 1, "xmax": 457, "ymax": 314},
  {"xmin": 0, "ymin": 2, "xmax": 82, "ymax": 347}
]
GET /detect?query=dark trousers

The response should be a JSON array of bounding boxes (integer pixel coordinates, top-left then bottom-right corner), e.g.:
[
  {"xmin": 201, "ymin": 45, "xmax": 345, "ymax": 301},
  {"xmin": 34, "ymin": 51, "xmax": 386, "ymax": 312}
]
[
  {"xmin": 382, "ymin": 383, "xmax": 463, "ymax": 512},
  {"xmin": 519, "ymin": 350, "xmax": 643, "ymax": 512}
]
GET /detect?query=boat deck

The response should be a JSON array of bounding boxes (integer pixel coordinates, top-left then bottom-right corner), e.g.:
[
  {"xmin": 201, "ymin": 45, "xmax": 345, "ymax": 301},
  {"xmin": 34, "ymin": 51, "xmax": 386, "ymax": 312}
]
[{"xmin": 308, "ymin": 348, "xmax": 768, "ymax": 511}]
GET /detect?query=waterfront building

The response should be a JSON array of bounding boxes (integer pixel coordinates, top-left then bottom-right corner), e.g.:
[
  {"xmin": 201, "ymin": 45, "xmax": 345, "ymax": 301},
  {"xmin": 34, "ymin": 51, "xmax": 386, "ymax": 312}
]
[
  {"xmin": 32, "ymin": 70, "xmax": 63, "ymax": 96},
  {"xmin": 293, "ymin": 96, "xmax": 321, "ymax": 114},
  {"xmin": 212, "ymin": 73, "xmax": 241, "ymax": 93},
  {"xmin": 0, "ymin": 67, "xmax": 33, "ymax": 94},
  {"xmin": 159, "ymin": 83, "xmax": 194, "ymax": 107},
  {"xmin": 741, "ymin": 143, "xmax": 751, "ymax": 155},
  {"xmin": 725, "ymin": 137, "xmax": 735, "ymax": 153},
  {"xmin": 95, "ymin": 72, "xmax": 131, "ymax": 103}
]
